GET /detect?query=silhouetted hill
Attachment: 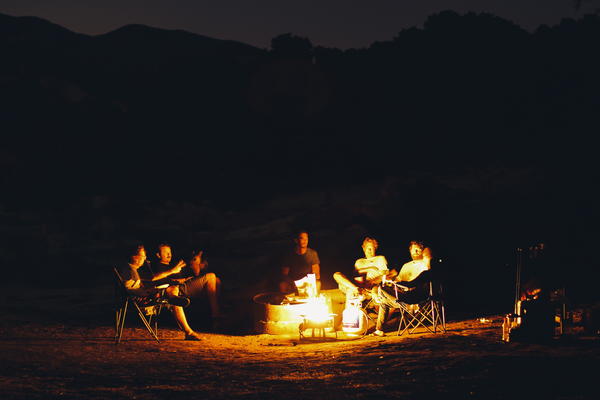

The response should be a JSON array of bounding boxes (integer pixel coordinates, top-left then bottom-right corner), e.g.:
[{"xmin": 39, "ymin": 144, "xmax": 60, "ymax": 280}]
[
  {"xmin": 0, "ymin": 13, "xmax": 268, "ymax": 200},
  {"xmin": 2, "ymin": 10, "xmax": 599, "ymax": 196},
  {"xmin": 1, "ymin": 10, "xmax": 599, "ymax": 214},
  {"xmin": 0, "ymin": 13, "xmax": 84, "ymax": 42},
  {"xmin": 98, "ymin": 23, "xmax": 260, "ymax": 55}
]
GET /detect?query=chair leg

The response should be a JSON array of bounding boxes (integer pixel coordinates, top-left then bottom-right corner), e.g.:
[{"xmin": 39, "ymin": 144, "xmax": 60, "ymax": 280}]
[
  {"xmin": 431, "ymin": 300, "xmax": 436, "ymax": 333},
  {"xmin": 409, "ymin": 310, "xmax": 435, "ymax": 334},
  {"xmin": 397, "ymin": 307, "xmax": 410, "ymax": 336},
  {"xmin": 115, "ymin": 300, "xmax": 128, "ymax": 344},
  {"xmin": 396, "ymin": 299, "xmax": 447, "ymax": 336},
  {"xmin": 114, "ymin": 309, "xmax": 120, "ymax": 343},
  {"xmin": 115, "ymin": 309, "xmax": 120, "ymax": 340},
  {"xmin": 405, "ymin": 303, "xmax": 436, "ymax": 335},
  {"xmin": 132, "ymin": 302, "xmax": 161, "ymax": 343},
  {"xmin": 440, "ymin": 302, "xmax": 446, "ymax": 333},
  {"xmin": 152, "ymin": 304, "xmax": 162, "ymax": 336}
]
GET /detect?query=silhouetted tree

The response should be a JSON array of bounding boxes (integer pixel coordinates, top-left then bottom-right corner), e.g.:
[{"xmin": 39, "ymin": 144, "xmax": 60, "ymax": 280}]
[{"xmin": 270, "ymin": 33, "xmax": 313, "ymax": 60}]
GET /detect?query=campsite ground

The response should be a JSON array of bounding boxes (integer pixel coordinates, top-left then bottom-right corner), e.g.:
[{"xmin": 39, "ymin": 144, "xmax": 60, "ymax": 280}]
[{"xmin": 0, "ymin": 284, "xmax": 598, "ymax": 400}]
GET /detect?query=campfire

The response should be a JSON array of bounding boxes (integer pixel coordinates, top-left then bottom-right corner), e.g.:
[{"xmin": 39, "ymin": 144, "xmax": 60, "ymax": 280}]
[
  {"xmin": 253, "ymin": 274, "xmax": 338, "ymax": 339},
  {"xmin": 293, "ymin": 274, "xmax": 336, "ymax": 338}
]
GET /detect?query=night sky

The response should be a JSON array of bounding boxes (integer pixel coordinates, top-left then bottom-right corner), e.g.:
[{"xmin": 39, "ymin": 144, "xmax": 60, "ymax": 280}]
[{"xmin": 1, "ymin": 0, "xmax": 596, "ymax": 49}]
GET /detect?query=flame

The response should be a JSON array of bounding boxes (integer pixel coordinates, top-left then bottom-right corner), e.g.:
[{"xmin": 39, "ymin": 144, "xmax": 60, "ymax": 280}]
[{"xmin": 301, "ymin": 295, "xmax": 330, "ymax": 323}]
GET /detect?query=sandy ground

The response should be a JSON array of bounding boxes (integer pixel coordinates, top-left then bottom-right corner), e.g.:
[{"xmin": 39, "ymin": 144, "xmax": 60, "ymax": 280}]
[{"xmin": 1, "ymin": 285, "xmax": 599, "ymax": 400}]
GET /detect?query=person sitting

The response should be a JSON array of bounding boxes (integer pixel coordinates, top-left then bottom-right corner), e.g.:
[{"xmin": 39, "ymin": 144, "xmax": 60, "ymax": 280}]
[
  {"xmin": 119, "ymin": 244, "xmax": 203, "ymax": 340},
  {"xmin": 371, "ymin": 240, "xmax": 432, "ymax": 337},
  {"xmin": 277, "ymin": 230, "xmax": 321, "ymax": 294},
  {"xmin": 179, "ymin": 249, "xmax": 222, "ymax": 327},
  {"xmin": 333, "ymin": 237, "xmax": 390, "ymax": 300},
  {"xmin": 512, "ymin": 242, "xmax": 558, "ymax": 340}
]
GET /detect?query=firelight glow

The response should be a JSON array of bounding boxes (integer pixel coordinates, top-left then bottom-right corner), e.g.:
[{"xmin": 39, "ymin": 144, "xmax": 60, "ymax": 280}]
[{"xmin": 301, "ymin": 295, "xmax": 331, "ymax": 324}]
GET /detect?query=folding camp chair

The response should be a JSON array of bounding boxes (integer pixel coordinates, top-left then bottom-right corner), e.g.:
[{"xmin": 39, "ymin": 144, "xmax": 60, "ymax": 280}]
[
  {"xmin": 393, "ymin": 270, "xmax": 446, "ymax": 336},
  {"xmin": 113, "ymin": 267, "xmax": 168, "ymax": 344}
]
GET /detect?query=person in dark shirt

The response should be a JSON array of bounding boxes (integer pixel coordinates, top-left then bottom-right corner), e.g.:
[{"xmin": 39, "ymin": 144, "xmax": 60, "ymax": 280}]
[
  {"xmin": 520, "ymin": 242, "xmax": 559, "ymax": 301},
  {"xmin": 278, "ymin": 230, "xmax": 321, "ymax": 294},
  {"xmin": 142, "ymin": 243, "xmax": 203, "ymax": 340},
  {"xmin": 181, "ymin": 249, "xmax": 221, "ymax": 323},
  {"xmin": 118, "ymin": 245, "xmax": 157, "ymax": 297},
  {"xmin": 119, "ymin": 245, "xmax": 201, "ymax": 340}
]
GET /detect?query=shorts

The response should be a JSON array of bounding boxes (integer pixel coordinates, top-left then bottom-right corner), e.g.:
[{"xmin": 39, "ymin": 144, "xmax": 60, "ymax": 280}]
[{"xmin": 180, "ymin": 274, "xmax": 213, "ymax": 298}]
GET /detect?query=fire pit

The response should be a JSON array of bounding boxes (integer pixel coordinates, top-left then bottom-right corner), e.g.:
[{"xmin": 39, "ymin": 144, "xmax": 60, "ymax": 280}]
[
  {"xmin": 253, "ymin": 292, "xmax": 309, "ymax": 335},
  {"xmin": 253, "ymin": 292, "xmax": 337, "ymax": 336},
  {"xmin": 298, "ymin": 295, "xmax": 337, "ymax": 339}
]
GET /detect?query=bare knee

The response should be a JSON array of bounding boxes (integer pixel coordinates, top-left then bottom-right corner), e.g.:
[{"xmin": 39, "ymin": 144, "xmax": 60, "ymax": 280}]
[
  {"xmin": 166, "ymin": 285, "xmax": 179, "ymax": 296},
  {"xmin": 206, "ymin": 273, "xmax": 218, "ymax": 291}
]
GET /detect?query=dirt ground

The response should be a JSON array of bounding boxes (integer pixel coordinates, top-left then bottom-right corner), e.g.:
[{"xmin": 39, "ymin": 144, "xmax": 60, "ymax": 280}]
[{"xmin": 1, "ymin": 285, "xmax": 599, "ymax": 400}]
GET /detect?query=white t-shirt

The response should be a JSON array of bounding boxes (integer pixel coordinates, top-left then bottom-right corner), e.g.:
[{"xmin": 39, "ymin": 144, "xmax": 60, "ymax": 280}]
[
  {"xmin": 355, "ymin": 255, "xmax": 388, "ymax": 282},
  {"xmin": 398, "ymin": 259, "xmax": 430, "ymax": 282}
]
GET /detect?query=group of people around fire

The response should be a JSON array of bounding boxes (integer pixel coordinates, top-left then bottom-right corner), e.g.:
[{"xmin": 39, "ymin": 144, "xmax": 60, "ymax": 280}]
[
  {"xmin": 119, "ymin": 231, "xmax": 435, "ymax": 339},
  {"xmin": 118, "ymin": 229, "xmax": 562, "ymax": 340},
  {"xmin": 119, "ymin": 243, "xmax": 221, "ymax": 341},
  {"xmin": 276, "ymin": 230, "xmax": 434, "ymax": 337}
]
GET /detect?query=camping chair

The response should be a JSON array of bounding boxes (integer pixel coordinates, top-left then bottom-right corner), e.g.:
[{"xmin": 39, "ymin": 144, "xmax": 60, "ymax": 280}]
[
  {"xmin": 392, "ymin": 270, "xmax": 446, "ymax": 336},
  {"xmin": 113, "ymin": 267, "xmax": 168, "ymax": 344}
]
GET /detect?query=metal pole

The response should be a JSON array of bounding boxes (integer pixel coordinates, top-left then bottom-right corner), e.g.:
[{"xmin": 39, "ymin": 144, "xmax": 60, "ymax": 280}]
[{"xmin": 514, "ymin": 248, "xmax": 523, "ymax": 316}]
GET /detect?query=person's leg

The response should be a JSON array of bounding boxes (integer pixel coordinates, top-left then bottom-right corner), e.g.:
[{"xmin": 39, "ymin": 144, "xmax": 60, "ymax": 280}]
[
  {"xmin": 171, "ymin": 306, "xmax": 202, "ymax": 340},
  {"xmin": 166, "ymin": 285, "xmax": 179, "ymax": 296},
  {"xmin": 204, "ymin": 273, "xmax": 221, "ymax": 318},
  {"xmin": 166, "ymin": 285, "xmax": 201, "ymax": 340},
  {"xmin": 334, "ymin": 272, "xmax": 359, "ymax": 296},
  {"xmin": 375, "ymin": 303, "xmax": 388, "ymax": 334},
  {"xmin": 373, "ymin": 288, "xmax": 396, "ymax": 335},
  {"xmin": 185, "ymin": 273, "xmax": 221, "ymax": 318}
]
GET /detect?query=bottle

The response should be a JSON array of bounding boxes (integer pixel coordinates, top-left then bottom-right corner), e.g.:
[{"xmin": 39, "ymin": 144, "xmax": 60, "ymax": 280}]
[
  {"xmin": 502, "ymin": 314, "xmax": 512, "ymax": 342},
  {"xmin": 342, "ymin": 297, "xmax": 365, "ymax": 334}
]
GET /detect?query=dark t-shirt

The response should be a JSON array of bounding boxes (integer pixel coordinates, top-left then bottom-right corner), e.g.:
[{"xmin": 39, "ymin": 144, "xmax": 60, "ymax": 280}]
[
  {"xmin": 281, "ymin": 248, "xmax": 320, "ymax": 281},
  {"xmin": 118, "ymin": 263, "xmax": 141, "ymax": 284},
  {"xmin": 117, "ymin": 264, "xmax": 155, "ymax": 296},
  {"xmin": 145, "ymin": 261, "xmax": 194, "ymax": 282}
]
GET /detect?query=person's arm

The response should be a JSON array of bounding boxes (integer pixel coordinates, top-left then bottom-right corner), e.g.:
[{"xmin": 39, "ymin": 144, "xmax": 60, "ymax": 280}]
[
  {"xmin": 422, "ymin": 248, "xmax": 432, "ymax": 270},
  {"xmin": 371, "ymin": 256, "xmax": 389, "ymax": 282},
  {"xmin": 311, "ymin": 263, "xmax": 320, "ymax": 281},
  {"xmin": 150, "ymin": 260, "xmax": 185, "ymax": 281},
  {"xmin": 119, "ymin": 266, "xmax": 143, "ymax": 291},
  {"xmin": 354, "ymin": 259, "xmax": 381, "ymax": 275},
  {"xmin": 123, "ymin": 278, "xmax": 141, "ymax": 290},
  {"xmin": 356, "ymin": 265, "xmax": 381, "ymax": 273},
  {"xmin": 310, "ymin": 249, "xmax": 321, "ymax": 281},
  {"xmin": 353, "ymin": 259, "xmax": 367, "ymax": 283}
]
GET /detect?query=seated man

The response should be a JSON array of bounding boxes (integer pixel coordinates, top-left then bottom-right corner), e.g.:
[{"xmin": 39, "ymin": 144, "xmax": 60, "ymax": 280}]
[
  {"xmin": 371, "ymin": 240, "xmax": 432, "ymax": 337},
  {"xmin": 118, "ymin": 244, "xmax": 203, "ymax": 340},
  {"xmin": 178, "ymin": 249, "xmax": 221, "ymax": 325},
  {"xmin": 277, "ymin": 230, "xmax": 321, "ymax": 294},
  {"xmin": 333, "ymin": 237, "xmax": 390, "ymax": 299},
  {"xmin": 512, "ymin": 242, "xmax": 558, "ymax": 340}
]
